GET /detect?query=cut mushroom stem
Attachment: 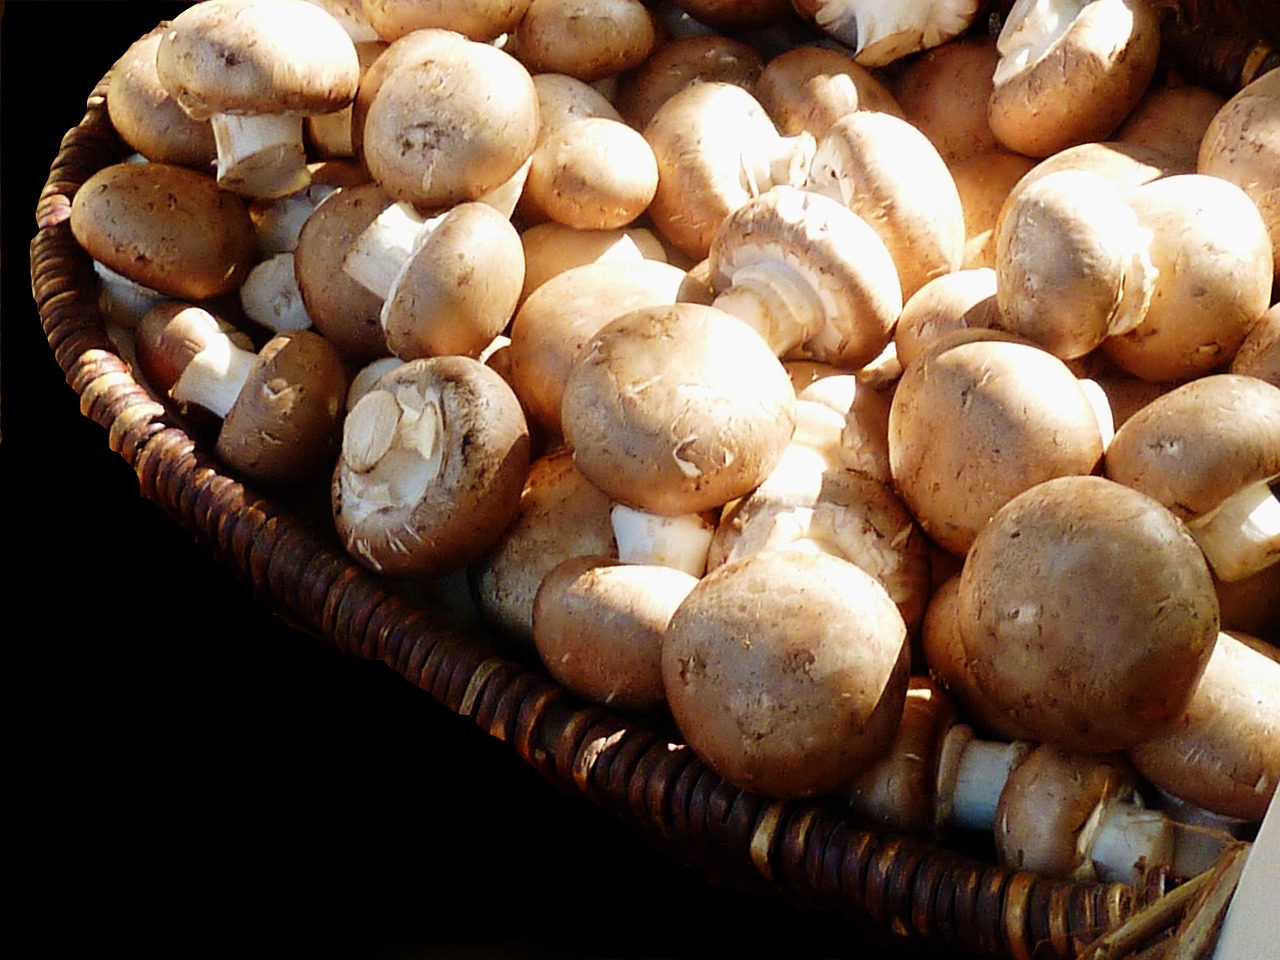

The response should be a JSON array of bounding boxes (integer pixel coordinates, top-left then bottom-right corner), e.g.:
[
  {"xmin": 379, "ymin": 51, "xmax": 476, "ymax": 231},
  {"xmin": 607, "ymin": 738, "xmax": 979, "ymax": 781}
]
[
  {"xmin": 212, "ymin": 113, "xmax": 312, "ymax": 199},
  {"xmin": 171, "ymin": 329, "xmax": 259, "ymax": 419},
  {"xmin": 1186, "ymin": 479, "xmax": 1280, "ymax": 583},
  {"xmin": 938, "ymin": 727, "xmax": 1034, "ymax": 832},
  {"xmin": 610, "ymin": 502, "xmax": 714, "ymax": 577}
]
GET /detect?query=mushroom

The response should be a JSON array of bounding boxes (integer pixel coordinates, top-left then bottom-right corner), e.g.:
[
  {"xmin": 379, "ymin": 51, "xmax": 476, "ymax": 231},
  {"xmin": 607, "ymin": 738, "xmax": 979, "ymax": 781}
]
[
  {"xmin": 239, "ymin": 252, "xmax": 313, "ymax": 333},
  {"xmin": 752, "ymin": 44, "xmax": 905, "ymax": 142},
  {"xmin": 706, "ymin": 185, "xmax": 903, "ymax": 370},
  {"xmin": 560, "ymin": 301, "xmax": 796, "ymax": 518},
  {"xmin": 1104, "ymin": 373, "xmax": 1280, "ymax": 583},
  {"xmin": 303, "ymin": 39, "xmax": 388, "ymax": 159},
  {"xmin": 891, "ymin": 32, "xmax": 1001, "ymax": 164},
  {"xmin": 106, "ymin": 30, "xmax": 217, "ymax": 170},
  {"xmin": 955, "ymin": 475, "xmax": 1221, "ymax": 754},
  {"xmin": 1197, "ymin": 67, "xmax": 1279, "ymax": 282},
  {"xmin": 805, "ymin": 109, "xmax": 965, "ymax": 300},
  {"xmin": 511, "ymin": 0, "xmax": 660, "ymax": 83},
  {"xmin": 613, "ymin": 33, "xmax": 765, "ymax": 132},
  {"xmin": 643, "ymin": 81, "xmax": 816, "ymax": 261},
  {"xmin": 378, "ymin": 201, "xmax": 525, "ymax": 361},
  {"xmin": 893, "ymin": 267, "xmax": 1000, "ymax": 371},
  {"xmin": 1113, "ymin": 81, "xmax": 1227, "ymax": 172},
  {"xmin": 1214, "ymin": 561, "xmax": 1280, "ymax": 642},
  {"xmin": 533, "ymin": 556, "xmax": 698, "ymax": 711},
  {"xmin": 332, "ymin": 356, "xmax": 531, "ymax": 577},
  {"xmin": 517, "ymin": 221, "xmax": 668, "ymax": 307},
  {"xmin": 987, "ymin": 0, "xmax": 1161, "ymax": 158},
  {"xmin": 292, "ymin": 181, "xmax": 395, "ymax": 363},
  {"xmin": 70, "ymin": 161, "xmax": 257, "ymax": 303},
  {"xmin": 661, "ymin": 549, "xmax": 911, "ymax": 798},
  {"xmin": 791, "ymin": 0, "xmax": 984, "ymax": 67},
  {"xmin": 948, "ymin": 149, "xmax": 1038, "ymax": 269},
  {"xmin": 994, "ymin": 168, "xmax": 1156, "ymax": 361},
  {"xmin": 1101, "ymin": 174, "xmax": 1273, "ymax": 383},
  {"xmin": 1231, "ymin": 303, "xmax": 1280, "ymax": 388},
  {"xmin": 360, "ymin": 0, "xmax": 531, "ymax": 42},
  {"xmin": 360, "ymin": 32, "xmax": 539, "ymax": 210},
  {"xmin": 136, "ymin": 303, "xmax": 349, "ymax": 486},
  {"xmin": 887, "ymin": 329, "xmax": 1106, "ymax": 556},
  {"xmin": 247, "ymin": 159, "xmax": 370, "ymax": 257},
  {"xmin": 471, "ymin": 448, "xmax": 618, "ymax": 647},
  {"xmin": 507, "ymin": 258, "xmax": 712, "ymax": 437},
  {"xmin": 1129, "ymin": 630, "xmax": 1279, "ymax": 824},
  {"xmin": 155, "ymin": 0, "xmax": 362, "ymax": 197},
  {"xmin": 786, "ymin": 364, "xmax": 894, "ymax": 486},
  {"xmin": 666, "ymin": 0, "xmax": 795, "ymax": 31}
]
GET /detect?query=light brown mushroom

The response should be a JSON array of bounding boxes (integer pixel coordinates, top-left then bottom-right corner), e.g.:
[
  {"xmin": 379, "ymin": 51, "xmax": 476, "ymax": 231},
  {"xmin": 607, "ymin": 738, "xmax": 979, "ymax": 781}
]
[
  {"xmin": 987, "ymin": 0, "xmax": 1161, "ymax": 158},
  {"xmin": 1113, "ymin": 81, "xmax": 1227, "ymax": 171},
  {"xmin": 511, "ymin": 0, "xmax": 660, "ymax": 82},
  {"xmin": 155, "ymin": 0, "xmax": 362, "ymax": 197},
  {"xmin": 956, "ymin": 475, "xmax": 1221, "ymax": 754},
  {"xmin": 332, "ymin": 356, "xmax": 530, "ymax": 576},
  {"xmin": 892, "ymin": 33, "xmax": 1001, "ymax": 164},
  {"xmin": 894, "ymin": 267, "xmax": 1000, "ymax": 371},
  {"xmin": 614, "ymin": 33, "xmax": 765, "ymax": 132},
  {"xmin": 1231, "ymin": 303, "xmax": 1280, "ymax": 388},
  {"xmin": 1104, "ymin": 373, "xmax": 1280, "ymax": 583},
  {"xmin": 517, "ymin": 221, "xmax": 668, "ymax": 307},
  {"xmin": 360, "ymin": 0, "xmax": 531, "ymax": 42},
  {"xmin": 948, "ymin": 149, "xmax": 1038, "ymax": 270},
  {"xmin": 661, "ymin": 549, "xmax": 911, "ymax": 798}
]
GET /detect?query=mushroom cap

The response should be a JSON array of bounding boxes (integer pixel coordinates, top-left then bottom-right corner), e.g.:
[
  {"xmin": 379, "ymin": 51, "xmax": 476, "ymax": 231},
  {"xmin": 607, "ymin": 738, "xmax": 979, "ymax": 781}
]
[
  {"xmin": 361, "ymin": 36, "xmax": 539, "ymax": 208},
  {"xmin": 293, "ymin": 182, "xmax": 394, "ymax": 363},
  {"xmin": 1129, "ymin": 630, "xmax": 1279, "ymax": 822},
  {"xmin": 1114, "ymin": 82, "xmax": 1227, "ymax": 172},
  {"xmin": 1104, "ymin": 373, "xmax": 1280, "ymax": 524},
  {"xmin": 668, "ymin": 0, "xmax": 795, "ymax": 30},
  {"xmin": 894, "ymin": 267, "xmax": 1000, "ymax": 370},
  {"xmin": 470, "ymin": 448, "xmax": 618, "ymax": 646},
  {"xmin": 1197, "ymin": 67, "xmax": 1280, "ymax": 279},
  {"xmin": 753, "ymin": 44, "xmax": 905, "ymax": 141},
  {"xmin": 1102, "ymin": 174, "xmax": 1273, "ymax": 382},
  {"xmin": 614, "ymin": 33, "xmax": 764, "ymax": 132},
  {"xmin": 512, "ymin": 0, "xmax": 660, "ymax": 82},
  {"xmin": 561, "ymin": 302, "xmax": 796, "ymax": 516},
  {"xmin": 1231, "ymin": 303, "xmax": 1280, "ymax": 388},
  {"xmin": 888, "ymin": 329, "xmax": 1106, "ymax": 556},
  {"xmin": 988, "ymin": 0, "xmax": 1161, "ymax": 158},
  {"xmin": 892, "ymin": 33, "xmax": 1001, "ymax": 164},
  {"xmin": 70, "ymin": 161, "xmax": 257, "ymax": 301},
  {"xmin": 995, "ymin": 168, "xmax": 1156, "ymax": 360},
  {"xmin": 662, "ymin": 549, "xmax": 911, "ymax": 799},
  {"xmin": 948, "ymin": 149, "xmax": 1037, "ymax": 270},
  {"xmin": 507, "ymin": 258, "xmax": 709, "ymax": 436},
  {"xmin": 807, "ymin": 109, "xmax": 965, "ymax": 300},
  {"xmin": 956, "ymin": 475, "xmax": 1220, "ymax": 754},
  {"xmin": 994, "ymin": 745, "xmax": 1139, "ymax": 880},
  {"xmin": 643, "ymin": 81, "xmax": 812, "ymax": 261},
  {"xmin": 381, "ymin": 201, "xmax": 525, "ymax": 361},
  {"xmin": 107, "ymin": 30, "xmax": 217, "ymax": 169},
  {"xmin": 332, "ymin": 355, "xmax": 531, "ymax": 577},
  {"xmin": 156, "ymin": 0, "xmax": 361, "ymax": 120},
  {"xmin": 517, "ymin": 221, "xmax": 668, "ymax": 307},
  {"xmin": 533, "ymin": 556, "xmax": 697, "ymax": 711},
  {"xmin": 360, "ymin": 0, "xmax": 531, "ymax": 42},
  {"xmin": 217, "ymin": 329, "xmax": 349, "ymax": 485},
  {"xmin": 708, "ymin": 185, "xmax": 903, "ymax": 369}
]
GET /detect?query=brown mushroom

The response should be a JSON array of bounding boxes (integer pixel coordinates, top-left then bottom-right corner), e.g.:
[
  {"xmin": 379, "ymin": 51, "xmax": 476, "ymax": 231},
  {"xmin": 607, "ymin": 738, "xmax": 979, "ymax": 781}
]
[
  {"xmin": 892, "ymin": 33, "xmax": 1001, "ymax": 164},
  {"xmin": 332, "ymin": 356, "xmax": 530, "ymax": 577},
  {"xmin": 792, "ymin": 0, "xmax": 984, "ymax": 67},
  {"xmin": 752, "ymin": 44, "xmax": 905, "ymax": 142},
  {"xmin": 955, "ymin": 475, "xmax": 1220, "ymax": 754},
  {"xmin": 614, "ymin": 33, "xmax": 765, "ymax": 132},
  {"xmin": 511, "ymin": 0, "xmax": 660, "ymax": 83},
  {"xmin": 360, "ymin": 0, "xmax": 531, "ymax": 42},
  {"xmin": 1231, "ymin": 303, "xmax": 1280, "ymax": 388},
  {"xmin": 661, "ymin": 549, "xmax": 911, "ymax": 798}
]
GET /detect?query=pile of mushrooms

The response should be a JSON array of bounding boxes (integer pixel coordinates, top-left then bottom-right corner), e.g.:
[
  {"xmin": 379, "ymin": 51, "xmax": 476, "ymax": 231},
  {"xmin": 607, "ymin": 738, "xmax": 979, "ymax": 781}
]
[{"xmin": 71, "ymin": 0, "xmax": 1280, "ymax": 888}]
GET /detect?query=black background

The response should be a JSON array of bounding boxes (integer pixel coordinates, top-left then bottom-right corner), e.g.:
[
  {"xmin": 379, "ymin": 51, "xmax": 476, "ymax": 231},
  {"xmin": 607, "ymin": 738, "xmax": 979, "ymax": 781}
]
[{"xmin": 2, "ymin": 4, "xmax": 984, "ymax": 958}]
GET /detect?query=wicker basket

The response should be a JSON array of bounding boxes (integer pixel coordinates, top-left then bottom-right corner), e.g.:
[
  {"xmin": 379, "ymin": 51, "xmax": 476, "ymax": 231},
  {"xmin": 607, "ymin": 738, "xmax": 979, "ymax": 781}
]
[{"xmin": 21, "ymin": 2, "xmax": 1272, "ymax": 956}]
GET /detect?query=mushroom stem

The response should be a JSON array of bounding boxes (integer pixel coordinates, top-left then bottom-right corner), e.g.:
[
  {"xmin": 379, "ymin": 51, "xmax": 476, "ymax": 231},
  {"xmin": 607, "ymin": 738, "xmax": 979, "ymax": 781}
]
[
  {"xmin": 739, "ymin": 131, "xmax": 816, "ymax": 197},
  {"xmin": 610, "ymin": 503, "xmax": 714, "ymax": 577},
  {"xmin": 712, "ymin": 260, "xmax": 826, "ymax": 357},
  {"xmin": 1087, "ymin": 799, "xmax": 1179, "ymax": 884},
  {"xmin": 342, "ymin": 201, "xmax": 441, "ymax": 300},
  {"xmin": 211, "ymin": 113, "xmax": 312, "ymax": 199},
  {"xmin": 1186, "ymin": 478, "xmax": 1280, "ymax": 582},
  {"xmin": 239, "ymin": 252, "xmax": 313, "ymax": 333},
  {"xmin": 171, "ymin": 330, "xmax": 259, "ymax": 420},
  {"xmin": 938, "ymin": 726, "xmax": 1033, "ymax": 832}
]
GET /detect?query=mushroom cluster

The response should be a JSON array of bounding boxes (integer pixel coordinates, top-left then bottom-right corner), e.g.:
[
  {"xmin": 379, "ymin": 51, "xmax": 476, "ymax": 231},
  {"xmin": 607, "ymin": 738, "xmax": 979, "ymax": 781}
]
[{"xmin": 73, "ymin": 0, "xmax": 1279, "ymax": 879}]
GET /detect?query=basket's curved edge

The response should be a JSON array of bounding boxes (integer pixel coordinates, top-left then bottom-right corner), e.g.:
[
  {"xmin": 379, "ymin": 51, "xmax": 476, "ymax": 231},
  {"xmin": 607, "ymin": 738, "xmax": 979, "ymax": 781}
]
[{"xmin": 30, "ymin": 55, "xmax": 1154, "ymax": 960}]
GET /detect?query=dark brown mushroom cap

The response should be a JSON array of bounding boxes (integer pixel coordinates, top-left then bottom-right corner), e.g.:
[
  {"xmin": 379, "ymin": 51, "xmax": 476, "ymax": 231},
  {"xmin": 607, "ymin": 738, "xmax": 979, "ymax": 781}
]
[
  {"xmin": 1104, "ymin": 373, "xmax": 1280, "ymax": 523},
  {"xmin": 107, "ymin": 31, "xmax": 217, "ymax": 169},
  {"xmin": 70, "ymin": 161, "xmax": 257, "ymax": 301},
  {"xmin": 217, "ymin": 329, "xmax": 349, "ymax": 485},
  {"xmin": 956, "ymin": 475, "xmax": 1220, "ymax": 754},
  {"xmin": 1128, "ymin": 630, "xmax": 1279, "ymax": 822},
  {"xmin": 155, "ymin": 0, "xmax": 361, "ymax": 120},
  {"xmin": 332, "ymin": 355, "xmax": 531, "ymax": 578},
  {"xmin": 662, "ymin": 549, "xmax": 911, "ymax": 799},
  {"xmin": 561, "ymin": 302, "xmax": 796, "ymax": 516}
]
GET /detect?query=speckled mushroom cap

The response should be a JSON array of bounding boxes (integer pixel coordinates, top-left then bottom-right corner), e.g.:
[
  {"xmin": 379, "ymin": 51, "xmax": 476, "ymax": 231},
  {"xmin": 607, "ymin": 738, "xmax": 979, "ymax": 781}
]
[
  {"xmin": 70, "ymin": 161, "xmax": 257, "ymax": 301},
  {"xmin": 561, "ymin": 302, "xmax": 796, "ymax": 516},
  {"xmin": 753, "ymin": 44, "xmax": 905, "ymax": 141},
  {"xmin": 155, "ymin": 0, "xmax": 361, "ymax": 120},
  {"xmin": 614, "ymin": 33, "xmax": 764, "ymax": 132},
  {"xmin": 662, "ymin": 549, "xmax": 911, "ymax": 799},
  {"xmin": 1128, "ymin": 630, "xmax": 1279, "ymax": 823},
  {"xmin": 360, "ymin": 0, "xmax": 531, "ymax": 42},
  {"xmin": 956, "ymin": 475, "xmax": 1220, "ymax": 754}
]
